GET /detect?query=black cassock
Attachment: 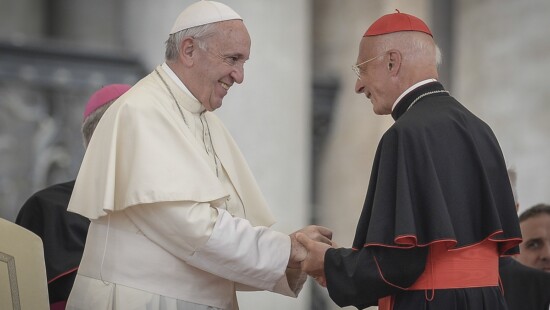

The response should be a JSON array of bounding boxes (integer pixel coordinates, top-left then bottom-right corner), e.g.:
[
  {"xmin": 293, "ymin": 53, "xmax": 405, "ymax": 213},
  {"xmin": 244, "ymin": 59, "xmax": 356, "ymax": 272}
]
[
  {"xmin": 324, "ymin": 82, "xmax": 522, "ymax": 309},
  {"xmin": 16, "ymin": 180, "xmax": 90, "ymax": 304}
]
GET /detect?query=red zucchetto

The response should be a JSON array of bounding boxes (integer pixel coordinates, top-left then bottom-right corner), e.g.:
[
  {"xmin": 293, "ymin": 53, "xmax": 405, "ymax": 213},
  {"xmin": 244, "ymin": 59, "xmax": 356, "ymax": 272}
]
[{"xmin": 364, "ymin": 10, "xmax": 432, "ymax": 37}]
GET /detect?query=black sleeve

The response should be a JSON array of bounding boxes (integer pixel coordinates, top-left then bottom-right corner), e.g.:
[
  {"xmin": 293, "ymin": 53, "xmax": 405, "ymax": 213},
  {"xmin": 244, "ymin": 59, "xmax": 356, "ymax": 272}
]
[
  {"xmin": 15, "ymin": 195, "xmax": 45, "ymax": 236},
  {"xmin": 324, "ymin": 246, "xmax": 428, "ymax": 309}
]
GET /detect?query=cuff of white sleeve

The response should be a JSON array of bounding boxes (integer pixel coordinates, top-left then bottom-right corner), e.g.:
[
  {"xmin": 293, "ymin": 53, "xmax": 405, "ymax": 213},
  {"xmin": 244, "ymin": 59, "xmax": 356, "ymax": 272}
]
[
  {"xmin": 272, "ymin": 268, "xmax": 307, "ymax": 297},
  {"xmin": 186, "ymin": 209, "xmax": 290, "ymax": 290}
]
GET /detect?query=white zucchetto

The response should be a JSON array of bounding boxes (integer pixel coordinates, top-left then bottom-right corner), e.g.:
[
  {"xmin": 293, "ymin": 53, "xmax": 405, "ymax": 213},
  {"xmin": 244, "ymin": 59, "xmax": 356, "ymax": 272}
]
[{"xmin": 169, "ymin": 0, "xmax": 242, "ymax": 35}]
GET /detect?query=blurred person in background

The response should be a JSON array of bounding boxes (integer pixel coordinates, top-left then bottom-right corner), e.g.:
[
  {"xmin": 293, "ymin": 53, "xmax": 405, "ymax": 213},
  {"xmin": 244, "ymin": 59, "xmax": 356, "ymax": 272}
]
[
  {"xmin": 516, "ymin": 203, "xmax": 550, "ymax": 271},
  {"xmin": 16, "ymin": 83, "xmax": 131, "ymax": 310}
]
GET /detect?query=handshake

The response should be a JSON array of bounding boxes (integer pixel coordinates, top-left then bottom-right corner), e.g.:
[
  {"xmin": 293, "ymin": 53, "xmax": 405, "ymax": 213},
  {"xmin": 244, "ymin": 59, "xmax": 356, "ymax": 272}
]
[{"xmin": 288, "ymin": 225, "xmax": 335, "ymax": 287}]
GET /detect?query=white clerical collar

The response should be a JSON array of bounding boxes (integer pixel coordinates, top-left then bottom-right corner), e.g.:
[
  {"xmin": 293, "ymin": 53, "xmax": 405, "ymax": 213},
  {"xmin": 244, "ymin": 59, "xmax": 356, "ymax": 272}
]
[
  {"xmin": 391, "ymin": 79, "xmax": 437, "ymax": 112},
  {"xmin": 161, "ymin": 62, "xmax": 195, "ymax": 99},
  {"xmin": 161, "ymin": 62, "xmax": 205, "ymax": 113}
]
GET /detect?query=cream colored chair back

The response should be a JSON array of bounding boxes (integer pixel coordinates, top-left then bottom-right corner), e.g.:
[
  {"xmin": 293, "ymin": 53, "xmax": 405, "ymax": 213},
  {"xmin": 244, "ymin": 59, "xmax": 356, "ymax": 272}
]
[{"xmin": 0, "ymin": 217, "xmax": 49, "ymax": 310}]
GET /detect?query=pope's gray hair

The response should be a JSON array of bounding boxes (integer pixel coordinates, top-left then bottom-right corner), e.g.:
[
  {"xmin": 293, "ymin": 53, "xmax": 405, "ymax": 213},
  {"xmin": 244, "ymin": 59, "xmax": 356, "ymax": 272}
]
[
  {"xmin": 81, "ymin": 101, "xmax": 114, "ymax": 148},
  {"xmin": 165, "ymin": 23, "xmax": 217, "ymax": 61}
]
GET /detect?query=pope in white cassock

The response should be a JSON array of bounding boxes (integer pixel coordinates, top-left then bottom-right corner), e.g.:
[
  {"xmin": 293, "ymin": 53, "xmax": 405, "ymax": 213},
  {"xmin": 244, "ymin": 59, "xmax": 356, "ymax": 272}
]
[{"xmin": 66, "ymin": 1, "xmax": 332, "ymax": 309}]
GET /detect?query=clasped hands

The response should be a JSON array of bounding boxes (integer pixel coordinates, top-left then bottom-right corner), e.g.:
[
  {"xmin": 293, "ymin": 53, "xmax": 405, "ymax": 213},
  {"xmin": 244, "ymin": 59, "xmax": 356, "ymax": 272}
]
[{"xmin": 288, "ymin": 225, "xmax": 336, "ymax": 287}]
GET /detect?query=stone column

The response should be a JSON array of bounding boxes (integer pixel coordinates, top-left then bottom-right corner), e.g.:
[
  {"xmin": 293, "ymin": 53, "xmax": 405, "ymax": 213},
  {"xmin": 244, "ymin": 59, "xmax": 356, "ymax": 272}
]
[
  {"xmin": 453, "ymin": 0, "xmax": 550, "ymax": 212},
  {"xmin": 222, "ymin": 1, "xmax": 312, "ymax": 308},
  {"xmin": 0, "ymin": 0, "xmax": 46, "ymax": 221},
  {"xmin": 0, "ymin": 0, "xmax": 44, "ymax": 38},
  {"xmin": 48, "ymin": 0, "xmax": 121, "ymax": 49}
]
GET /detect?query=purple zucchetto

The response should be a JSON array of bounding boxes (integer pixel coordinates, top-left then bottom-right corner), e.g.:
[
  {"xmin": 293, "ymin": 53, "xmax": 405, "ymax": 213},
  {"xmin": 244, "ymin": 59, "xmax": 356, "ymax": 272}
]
[{"xmin": 83, "ymin": 84, "xmax": 131, "ymax": 120}]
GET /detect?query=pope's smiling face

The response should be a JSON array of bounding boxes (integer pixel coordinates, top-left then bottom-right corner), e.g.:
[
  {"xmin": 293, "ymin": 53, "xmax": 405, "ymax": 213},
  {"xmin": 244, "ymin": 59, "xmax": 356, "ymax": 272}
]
[{"xmin": 191, "ymin": 20, "xmax": 250, "ymax": 111}]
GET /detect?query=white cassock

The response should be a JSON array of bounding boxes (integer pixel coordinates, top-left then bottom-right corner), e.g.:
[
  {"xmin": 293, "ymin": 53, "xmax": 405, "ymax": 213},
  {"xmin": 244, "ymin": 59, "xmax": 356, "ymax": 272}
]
[{"xmin": 66, "ymin": 64, "xmax": 305, "ymax": 310}]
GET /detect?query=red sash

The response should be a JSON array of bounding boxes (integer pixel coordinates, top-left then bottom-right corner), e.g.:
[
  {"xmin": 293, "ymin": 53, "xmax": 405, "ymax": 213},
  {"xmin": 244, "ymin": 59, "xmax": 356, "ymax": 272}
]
[{"xmin": 378, "ymin": 240, "xmax": 499, "ymax": 310}]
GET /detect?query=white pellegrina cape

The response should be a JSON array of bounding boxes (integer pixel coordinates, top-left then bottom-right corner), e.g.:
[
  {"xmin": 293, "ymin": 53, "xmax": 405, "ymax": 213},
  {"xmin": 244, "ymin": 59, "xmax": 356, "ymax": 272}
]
[{"xmin": 67, "ymin": 66, "xmax": 304, "ymax": 310}]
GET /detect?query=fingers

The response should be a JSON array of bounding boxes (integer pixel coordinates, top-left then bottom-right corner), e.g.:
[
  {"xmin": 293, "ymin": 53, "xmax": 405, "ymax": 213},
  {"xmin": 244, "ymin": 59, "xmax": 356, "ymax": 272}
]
[
  {"xmin": 296, "ymin": 234, "xmax": 329, "ymax": 287},
  {"xmin": 295, "ymin": 232, "xmax": 308, "ymax": 245},
  {"xmin": 316, "ymin": 226, "xmax": 333, "ymax": 240},
  {"xmin": 311, "ymin": 227, "xmax": 332, "ymax": 245},
  {"xmin": 298, "ymin": 225, "xmax": 333, "ymax": 245},
  {"xmin": 313, "ymin": 276, "xmax": 327, "ymax": 287},
  {"xmin": 307, "ymin": 225, "xmax": 332, "ymax": 240},
  {"xmin": 294, "ymin": 226, "xmax": 335, "ymax": 254},
  {"xmin": 317, "ymin": 235, "xmax": 332, "ymax": 246},
  {"xmin": 288, "ymin": 233, "xmax": 307, "ymax": 269},
  {"xmin": 295, "ymin": 232, "xmax": 313, "ymax": 248}
]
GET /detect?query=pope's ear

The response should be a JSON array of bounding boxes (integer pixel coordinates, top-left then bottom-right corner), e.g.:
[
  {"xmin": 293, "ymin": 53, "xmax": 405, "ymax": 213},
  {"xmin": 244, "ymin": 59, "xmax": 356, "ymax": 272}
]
[{"xmin": 179, "ymin": 38, "xmax": 196, "ymax": 65}]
